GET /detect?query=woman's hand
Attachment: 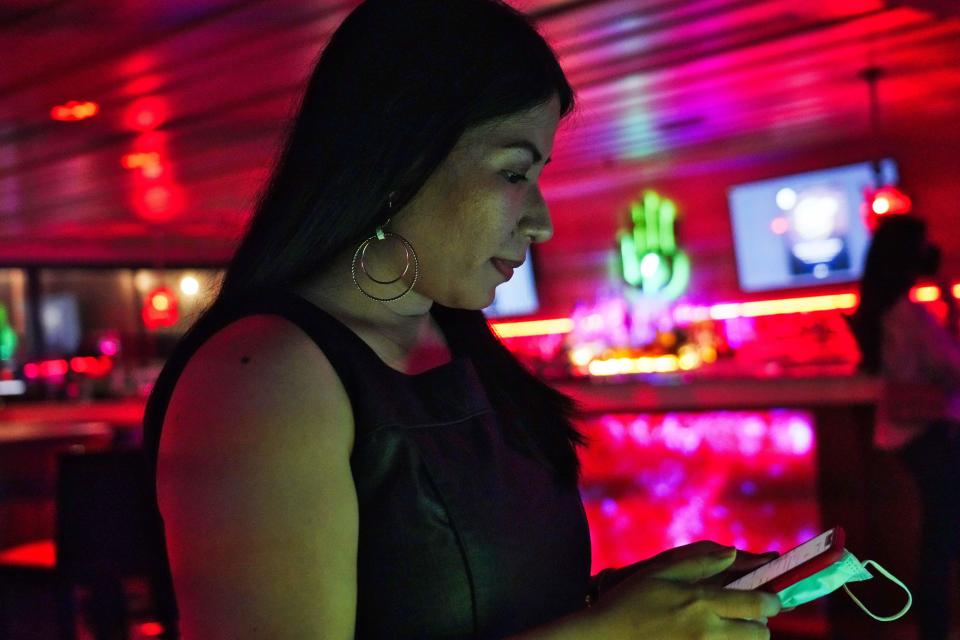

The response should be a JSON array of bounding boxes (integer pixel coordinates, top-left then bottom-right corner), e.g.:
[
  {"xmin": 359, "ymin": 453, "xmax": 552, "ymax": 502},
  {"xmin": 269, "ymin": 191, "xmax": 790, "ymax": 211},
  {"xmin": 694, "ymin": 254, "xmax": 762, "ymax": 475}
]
[
  {"xmin": 586, "ymin": 545, "xmax": 781, "ymax": 639},
  {"xmin": 595, "ymin": 541, "xmax": 778, "ymax": 593}
]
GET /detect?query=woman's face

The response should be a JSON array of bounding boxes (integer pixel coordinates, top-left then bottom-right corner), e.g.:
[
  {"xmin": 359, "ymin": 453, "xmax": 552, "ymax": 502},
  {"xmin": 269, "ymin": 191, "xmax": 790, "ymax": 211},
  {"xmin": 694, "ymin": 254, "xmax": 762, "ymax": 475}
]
[{"xmin": 391, "ymin": 95, "xmax": 561, "ymax": 309}]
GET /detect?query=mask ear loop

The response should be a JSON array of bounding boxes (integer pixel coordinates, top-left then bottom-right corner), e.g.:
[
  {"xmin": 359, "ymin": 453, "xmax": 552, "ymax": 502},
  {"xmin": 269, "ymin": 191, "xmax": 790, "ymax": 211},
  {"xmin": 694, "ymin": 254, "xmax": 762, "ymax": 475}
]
[{"xmin": 842, "ymin": 560, "xmax": 913, "ymax": 622}]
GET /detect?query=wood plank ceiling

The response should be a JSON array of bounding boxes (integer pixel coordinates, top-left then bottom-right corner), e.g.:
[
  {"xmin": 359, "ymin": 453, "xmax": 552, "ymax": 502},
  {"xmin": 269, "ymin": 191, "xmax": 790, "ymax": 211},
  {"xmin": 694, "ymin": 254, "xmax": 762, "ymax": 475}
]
[{"xmin": 2, "ymin": 0, "xmax": 958, "ymax": 264}]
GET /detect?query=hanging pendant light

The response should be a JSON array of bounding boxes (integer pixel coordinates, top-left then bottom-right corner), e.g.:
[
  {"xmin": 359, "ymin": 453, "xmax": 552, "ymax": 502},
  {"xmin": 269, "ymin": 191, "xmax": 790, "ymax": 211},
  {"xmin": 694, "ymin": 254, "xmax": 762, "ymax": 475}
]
[{"xmin": 859, "ymin": 67, "xmax": 912, "ymax": 231}]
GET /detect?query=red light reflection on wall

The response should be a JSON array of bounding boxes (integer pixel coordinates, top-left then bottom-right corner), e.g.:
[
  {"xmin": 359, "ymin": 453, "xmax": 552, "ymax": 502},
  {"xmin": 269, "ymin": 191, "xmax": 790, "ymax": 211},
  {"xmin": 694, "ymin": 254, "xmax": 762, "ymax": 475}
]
[{"xmin": 577, "ymin": 410, "xmax": 818, "ymax": 574}]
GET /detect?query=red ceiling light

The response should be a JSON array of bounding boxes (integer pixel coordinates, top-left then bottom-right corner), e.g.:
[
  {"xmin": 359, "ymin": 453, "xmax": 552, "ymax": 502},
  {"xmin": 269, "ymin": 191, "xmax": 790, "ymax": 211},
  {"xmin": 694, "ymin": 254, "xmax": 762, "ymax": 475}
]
[
  {"xmin": 124, "ymin": 128, "xmax": 185, "ymax": 222},
  {"xmin": 50, "ymin": 100, "xmax": 100, "ymax": 121},
  {"xmin": 143, "ymin": 185, "xmax": 172, "ymax": 211},
  {"xmin": 121, "ymin": 152, "xmax": 161, "ymax": 171},
  {"xmin": 123, "ymin": 96, "xmax": 169, "ymax": 131},
  {"xmin": 857, "ymin": 68, "xmax": 912, "ymax": 232},
  {"xmin": 131, "ymin": 182, "xmax": 185, "ymax": 223}
]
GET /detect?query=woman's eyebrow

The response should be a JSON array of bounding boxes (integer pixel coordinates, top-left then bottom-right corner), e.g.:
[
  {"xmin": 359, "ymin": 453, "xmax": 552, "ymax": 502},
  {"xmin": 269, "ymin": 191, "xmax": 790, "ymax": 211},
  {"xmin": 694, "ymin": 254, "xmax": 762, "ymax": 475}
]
[{"xmin": 501, "ymin": 140, "xmax": 551, "ymax": 165}]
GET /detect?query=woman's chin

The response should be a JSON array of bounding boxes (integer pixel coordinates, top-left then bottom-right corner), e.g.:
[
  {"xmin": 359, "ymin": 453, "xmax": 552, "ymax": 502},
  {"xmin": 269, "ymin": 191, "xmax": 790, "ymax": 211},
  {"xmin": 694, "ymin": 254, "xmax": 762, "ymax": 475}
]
[{"xmin": 434, "ymin": 288, "xmax": 496, "ymax": 311}]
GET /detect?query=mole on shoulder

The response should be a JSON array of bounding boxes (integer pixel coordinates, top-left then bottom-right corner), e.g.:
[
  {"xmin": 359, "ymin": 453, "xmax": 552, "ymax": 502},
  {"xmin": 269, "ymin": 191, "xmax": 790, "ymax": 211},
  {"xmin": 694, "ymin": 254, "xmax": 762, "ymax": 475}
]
[{"xmin": 240, "ymin": 356, "xmax": 251, "ymax": 364}]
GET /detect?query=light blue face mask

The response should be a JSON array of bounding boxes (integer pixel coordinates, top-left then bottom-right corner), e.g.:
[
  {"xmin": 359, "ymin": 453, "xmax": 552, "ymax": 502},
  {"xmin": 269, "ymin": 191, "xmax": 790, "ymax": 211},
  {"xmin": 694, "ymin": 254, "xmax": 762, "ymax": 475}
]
[{"xmin": 776, "ymin": 549, "xmax": 913, "ymax": 622}]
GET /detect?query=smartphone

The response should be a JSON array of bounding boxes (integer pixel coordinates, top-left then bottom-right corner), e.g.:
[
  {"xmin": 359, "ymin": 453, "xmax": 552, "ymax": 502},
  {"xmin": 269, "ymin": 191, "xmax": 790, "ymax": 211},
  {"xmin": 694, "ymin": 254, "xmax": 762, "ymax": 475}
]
[{"xmin": 725, "ymin": 526, "xmax": 845, "ymax": 593}]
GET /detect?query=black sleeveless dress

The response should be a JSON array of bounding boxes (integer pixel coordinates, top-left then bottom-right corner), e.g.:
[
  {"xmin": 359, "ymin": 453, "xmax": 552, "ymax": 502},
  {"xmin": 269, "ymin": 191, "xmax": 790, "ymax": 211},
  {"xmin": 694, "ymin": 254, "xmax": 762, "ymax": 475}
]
[{"xmin": 141, "ymin": 291, "xmax": 592, "ymax": 639}]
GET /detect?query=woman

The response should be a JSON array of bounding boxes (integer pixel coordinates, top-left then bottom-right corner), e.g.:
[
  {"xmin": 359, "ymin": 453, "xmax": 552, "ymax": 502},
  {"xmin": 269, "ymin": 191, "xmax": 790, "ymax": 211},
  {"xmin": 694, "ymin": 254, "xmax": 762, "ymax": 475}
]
[
  {"xmin": 850, "ymin": 215, "xmax": 960, "ymax": 640},
  {"xmin": 144, "ymin": 1, "xmax": 780, "ymax": 637}
]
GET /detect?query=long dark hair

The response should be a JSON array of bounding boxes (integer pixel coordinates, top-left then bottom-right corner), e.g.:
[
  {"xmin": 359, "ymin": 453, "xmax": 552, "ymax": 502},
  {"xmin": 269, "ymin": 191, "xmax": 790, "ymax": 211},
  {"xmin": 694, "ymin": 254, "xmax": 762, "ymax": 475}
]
[
  {"xmin": 850, "ymin": 215, "xmax": 929, "ymax": 373},
  {"xmin": 164, "ymin": 0, "xmax": 589, "ymax": 487}
]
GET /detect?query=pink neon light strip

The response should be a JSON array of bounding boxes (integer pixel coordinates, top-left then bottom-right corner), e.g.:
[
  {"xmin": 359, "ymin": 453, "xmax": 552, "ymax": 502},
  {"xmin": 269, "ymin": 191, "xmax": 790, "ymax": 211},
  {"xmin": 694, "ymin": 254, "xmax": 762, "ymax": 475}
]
[{"xmin": 490, "ymin": 283, "xmax": 960, "ymax": 338}]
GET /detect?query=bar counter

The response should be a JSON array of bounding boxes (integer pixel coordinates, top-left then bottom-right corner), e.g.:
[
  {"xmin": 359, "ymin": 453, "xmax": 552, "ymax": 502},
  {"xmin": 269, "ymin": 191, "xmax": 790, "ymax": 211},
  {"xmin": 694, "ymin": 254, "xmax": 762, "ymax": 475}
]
[{"xmin": 553, "ymin": 372, "xmax": 879, "ymax": 413}]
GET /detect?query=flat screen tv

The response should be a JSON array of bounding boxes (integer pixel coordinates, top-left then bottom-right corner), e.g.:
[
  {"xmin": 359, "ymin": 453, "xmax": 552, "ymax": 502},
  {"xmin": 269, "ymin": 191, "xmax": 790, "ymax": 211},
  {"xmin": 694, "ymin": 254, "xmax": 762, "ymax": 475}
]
[
  {"xmin": 728, "ymin": 158, "xmax": 898, "ymax": 293},
  {"xmin": 483, "ymin": 247, "xmax": 539, "ymax": 318},
  {"xmin": 40, "ymin": 293, "xmax": 82, "ymax": 355}
]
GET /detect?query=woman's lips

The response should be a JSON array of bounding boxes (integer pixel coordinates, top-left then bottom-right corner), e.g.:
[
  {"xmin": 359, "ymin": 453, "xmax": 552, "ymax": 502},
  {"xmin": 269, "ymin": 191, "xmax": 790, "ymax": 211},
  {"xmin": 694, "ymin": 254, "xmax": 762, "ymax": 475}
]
[{"xmin": 490, "ymin": 258, "xmax": 515, "ymax": 280}]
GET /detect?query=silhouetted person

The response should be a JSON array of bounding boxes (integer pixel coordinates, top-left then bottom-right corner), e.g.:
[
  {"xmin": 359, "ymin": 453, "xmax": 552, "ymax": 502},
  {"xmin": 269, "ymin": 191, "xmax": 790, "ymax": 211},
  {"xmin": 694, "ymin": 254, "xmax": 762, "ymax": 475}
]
[{"xmin": 851, "ymin": 214, "xmax": 960, "ymax": 640}]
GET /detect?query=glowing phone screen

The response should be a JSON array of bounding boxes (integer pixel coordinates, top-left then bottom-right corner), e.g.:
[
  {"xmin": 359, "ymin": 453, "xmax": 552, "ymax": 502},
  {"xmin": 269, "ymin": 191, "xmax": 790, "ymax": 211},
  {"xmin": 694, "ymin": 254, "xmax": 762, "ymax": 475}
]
[{"xmin": 726, "ymin": 529, "xmax": 836, "ymax": 590}]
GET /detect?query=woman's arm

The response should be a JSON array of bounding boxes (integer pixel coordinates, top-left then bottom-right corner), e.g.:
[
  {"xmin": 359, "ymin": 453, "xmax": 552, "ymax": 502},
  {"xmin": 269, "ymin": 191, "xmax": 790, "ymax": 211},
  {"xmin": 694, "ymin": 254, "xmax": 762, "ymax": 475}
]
[{"xmin": 157, "ymin": 314, "xmax": 358, "ymax": 639}]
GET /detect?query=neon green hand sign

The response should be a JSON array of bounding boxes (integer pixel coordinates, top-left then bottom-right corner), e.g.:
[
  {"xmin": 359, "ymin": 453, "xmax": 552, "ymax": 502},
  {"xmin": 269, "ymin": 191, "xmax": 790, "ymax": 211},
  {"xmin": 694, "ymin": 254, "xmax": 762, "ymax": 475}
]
[
  {"xmin": 0, "ymin": 304, "xmax": 17, "ymax": 360},
  {"xmin": 618, "ymin": 190, "xmax": 690, "ymax": 300}
]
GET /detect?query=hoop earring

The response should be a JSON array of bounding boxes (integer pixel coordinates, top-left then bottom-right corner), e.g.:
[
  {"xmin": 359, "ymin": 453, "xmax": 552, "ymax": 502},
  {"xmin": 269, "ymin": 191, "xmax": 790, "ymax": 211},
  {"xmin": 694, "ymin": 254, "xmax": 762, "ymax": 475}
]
[{"xmin": 350, "ymin": 198, "xmax": 421, "ymax": 302}]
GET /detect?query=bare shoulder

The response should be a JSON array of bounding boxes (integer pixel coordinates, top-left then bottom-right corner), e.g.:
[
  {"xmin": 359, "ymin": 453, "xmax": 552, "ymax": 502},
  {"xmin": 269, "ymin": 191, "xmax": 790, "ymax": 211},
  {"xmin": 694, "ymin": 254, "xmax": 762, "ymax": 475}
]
[{"xmin": 163, "ymin": 313, "xmax": 354, "ymax": 455}]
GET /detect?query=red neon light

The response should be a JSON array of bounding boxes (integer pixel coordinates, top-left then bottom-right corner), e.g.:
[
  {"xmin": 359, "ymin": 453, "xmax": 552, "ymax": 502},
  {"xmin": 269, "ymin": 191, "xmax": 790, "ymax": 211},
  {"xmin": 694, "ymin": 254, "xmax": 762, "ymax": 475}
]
[
  {"xmin": 151, "ymin": 291, "xmax": 171, "ymax": 311},
  {"xmin": 137, "ymin": 622, "xmax": 166, "ymax": 637},
  {"xmin": 98, "ymin": 356, "xmax": 114, "ymax": 376},
  {"xmin": 711, "ymin": 293, "xmax": 859, "ymax": 320},
  {"xmin": 490, "ymin": 318, "xmax": 574, "ymax": 338},
  {"xmin": 491, "ymin": 283, "xmax": 960, "ymax": 338},
  {"xmin": 0, "ymin": 539, "xmax": 56, "ymax": 568},
  {"xmin": 863, "ymin": 186, "xmax": 912, "ymax": 231},
  {"xmin": 40, "ymin": 359, "xmax": 69, "ymax": 377},
  {"xmin": 70, "ymin": 357, "xmax": 89, "ymax": 373},
  {"xmin": 23, "ymin": 357, "xmax": 114, "ymax": 380},
  {"xmin": 50, "ymin": 101, "xmax": 99, "ymax": 121},
  {"xmin": 142, "ymin": 287, "xmax": 179, "ymax": 329},
  {"xmin": 873, "ymin": 186, "xmax": 911, "ymax": 215},
  {"xmin": 69, "ymin": 356, "xmax": 113, "ymax": 378},
  {"xmin": 911, "ymin": 286, "xmax": 940, "ymax": 303}
]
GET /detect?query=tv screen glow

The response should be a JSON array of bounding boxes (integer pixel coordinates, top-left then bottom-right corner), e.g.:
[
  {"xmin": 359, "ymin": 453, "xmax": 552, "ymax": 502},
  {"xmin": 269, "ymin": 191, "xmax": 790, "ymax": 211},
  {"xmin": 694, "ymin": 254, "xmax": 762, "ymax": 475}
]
[{"xmin": 728, "ymin": 159, "xmax": 898, "ymax": 293}]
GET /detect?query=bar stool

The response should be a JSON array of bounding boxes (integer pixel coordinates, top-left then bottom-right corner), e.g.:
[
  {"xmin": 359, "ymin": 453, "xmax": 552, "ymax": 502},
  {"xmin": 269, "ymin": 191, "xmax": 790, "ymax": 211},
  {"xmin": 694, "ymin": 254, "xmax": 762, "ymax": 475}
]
[{"xmin": 0, "ymin": 449, "xmax": 178, "ymax": 639}]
